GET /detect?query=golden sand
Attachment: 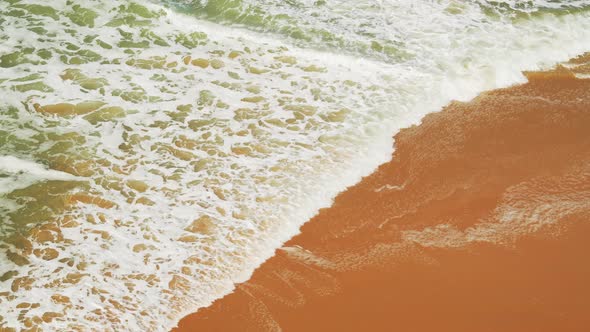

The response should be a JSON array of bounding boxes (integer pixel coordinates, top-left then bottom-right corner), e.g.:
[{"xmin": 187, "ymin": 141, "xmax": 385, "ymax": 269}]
[{"xmin": 173, "ymin": 64, "xmax": 590, "ymax": 332}]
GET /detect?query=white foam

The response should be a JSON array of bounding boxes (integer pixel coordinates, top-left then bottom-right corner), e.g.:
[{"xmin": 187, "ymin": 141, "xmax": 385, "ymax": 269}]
[
  {"xmin": 0, "ymin": 156, "xmax": 83, "ymax": 194},
  {"xmin": 0, "ymin": 1, "xmax": 590, "ymax": 331}
]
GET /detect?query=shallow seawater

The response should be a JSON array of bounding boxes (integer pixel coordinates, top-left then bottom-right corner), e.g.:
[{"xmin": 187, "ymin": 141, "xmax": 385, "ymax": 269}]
[
  {"xmin": 172, "ymin": 59, "xmax": 590, "ymax": 332},
  {"xmin": 1, "ymin": 1, "xmax": 590, "ymax": 331}
]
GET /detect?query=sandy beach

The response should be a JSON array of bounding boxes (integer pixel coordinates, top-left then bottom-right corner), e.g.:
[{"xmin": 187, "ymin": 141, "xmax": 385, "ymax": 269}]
[
  {"xmin": 173, "ymin": 60, "xmax": 590, "ymax": 332},
  {"xmin": 3, "ymin": 2, "xmax": 590, "ymax": 331}
]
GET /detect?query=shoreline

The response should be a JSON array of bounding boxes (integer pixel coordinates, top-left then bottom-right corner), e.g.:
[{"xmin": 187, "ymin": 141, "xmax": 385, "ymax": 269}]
[{"xmin": 172, "ymin": 60, "xmax": 590, "ymax": 331}]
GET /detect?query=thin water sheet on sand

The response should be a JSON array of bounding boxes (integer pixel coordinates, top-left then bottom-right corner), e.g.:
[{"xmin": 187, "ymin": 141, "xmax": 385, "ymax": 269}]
[{"xmin": 174, "ymin": 61, "xmax": 590, "ymax": 332}]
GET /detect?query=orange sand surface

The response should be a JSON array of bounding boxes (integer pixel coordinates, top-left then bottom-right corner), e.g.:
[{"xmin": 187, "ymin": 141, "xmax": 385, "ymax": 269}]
[{"xmin": 173, "ymin": 64, "xmax": 590, "ymax": 331}]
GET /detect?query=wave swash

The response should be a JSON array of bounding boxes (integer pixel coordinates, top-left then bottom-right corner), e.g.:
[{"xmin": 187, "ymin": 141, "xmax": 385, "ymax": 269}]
[{"xmin": 1, "ymin": 1, "xmax": 590, "ymax": 331}]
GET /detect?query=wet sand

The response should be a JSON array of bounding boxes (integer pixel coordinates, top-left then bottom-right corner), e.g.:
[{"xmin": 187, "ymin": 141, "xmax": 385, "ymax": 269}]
[{"xmin": 173, "ymin": 61, "xmax": 590, "ymax": 331}]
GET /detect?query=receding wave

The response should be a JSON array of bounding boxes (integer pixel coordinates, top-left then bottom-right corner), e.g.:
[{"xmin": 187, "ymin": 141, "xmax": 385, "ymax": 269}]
[{"xmin": 1, "ymin": 1, "xmax": 590, "ymax": 331}]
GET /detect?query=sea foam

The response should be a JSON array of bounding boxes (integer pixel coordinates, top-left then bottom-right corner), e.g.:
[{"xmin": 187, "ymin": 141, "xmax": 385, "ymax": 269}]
[{"xmin": 1, "ymin": 1, "xmax": 590, "ymax": 331}]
